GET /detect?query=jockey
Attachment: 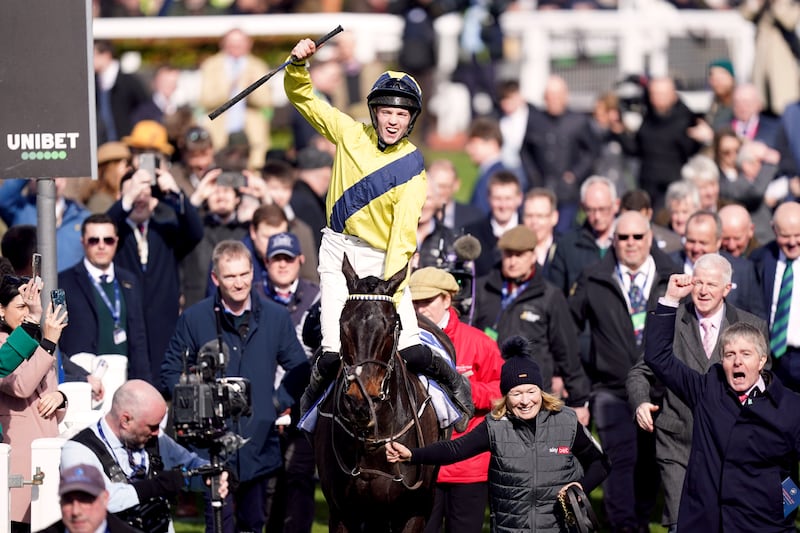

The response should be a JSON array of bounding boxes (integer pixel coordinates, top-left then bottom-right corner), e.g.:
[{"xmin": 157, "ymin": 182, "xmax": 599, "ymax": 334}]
[{"xmin": 285, "ymin": 38, "xmax": 474, "ymax": 431}]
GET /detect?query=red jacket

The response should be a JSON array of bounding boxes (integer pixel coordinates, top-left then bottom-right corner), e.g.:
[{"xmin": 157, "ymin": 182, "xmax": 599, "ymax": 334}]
[{"xmin": 438, "ymin": 307, "xmax": 503, "ymax": 483}]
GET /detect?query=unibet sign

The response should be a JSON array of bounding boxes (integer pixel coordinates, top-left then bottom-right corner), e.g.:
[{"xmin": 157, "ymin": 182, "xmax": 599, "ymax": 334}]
[
  {"xmin": 7, "ymin": 132, "xmax": 81, "ymax": 161},
  {"xmin": 0, "ymin": 0, "xmax": 96, "ymax": 179}
]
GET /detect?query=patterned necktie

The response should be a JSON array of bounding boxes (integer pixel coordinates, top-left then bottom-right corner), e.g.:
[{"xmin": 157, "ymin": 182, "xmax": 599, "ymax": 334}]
[
  {"xmin": 628, "ymin": 272, "xmax": 646, "ymax": 345},
  {"xmin": 700, "ymin": 319, "xmax": 715, "ymax": 359},
  {"xmin": 126, "ymin": 448, "xmax": 146, "ymax": 479},
  {"xmin": 628, "ymin": 272, "xmax": 646, "ymax": 312},
  {"xmin": 770, "ymin": 260, "xmax": 793, "ymax": 359},
  {"xmin": 100, "ymin": 274, "xmax": 109, "ymax": 284}
]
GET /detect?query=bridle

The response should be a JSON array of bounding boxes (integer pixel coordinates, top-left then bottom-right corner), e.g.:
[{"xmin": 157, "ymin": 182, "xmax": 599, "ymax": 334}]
[{"xmin": 316, "ymin": 293, "xmax": 433, "ymax": 490}]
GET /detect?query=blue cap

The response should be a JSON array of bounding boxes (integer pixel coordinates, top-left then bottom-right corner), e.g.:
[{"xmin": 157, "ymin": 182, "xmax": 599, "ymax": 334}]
[
  {"xmin": 267, "ymin": 232, "xmax": 302, "ymax": 259},
  {"xmin": 59, "ymin": 464, "xmax": 105, "ymax": 497}
]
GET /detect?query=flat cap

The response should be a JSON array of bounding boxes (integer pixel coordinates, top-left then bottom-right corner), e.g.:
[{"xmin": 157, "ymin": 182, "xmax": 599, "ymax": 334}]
[
  {"xmin": 409, "ymin": 267, "xmax": 459, "ymax": 301},
  {"xmin": 497, "ymin": 225, "xmax": 537, "ymax": 252}
]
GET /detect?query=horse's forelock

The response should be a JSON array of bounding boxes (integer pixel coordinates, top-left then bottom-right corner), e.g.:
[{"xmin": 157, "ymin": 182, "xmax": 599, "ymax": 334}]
[{"xmin": 351, "ymin": 275, "xmax": 391, "ymax": 295}]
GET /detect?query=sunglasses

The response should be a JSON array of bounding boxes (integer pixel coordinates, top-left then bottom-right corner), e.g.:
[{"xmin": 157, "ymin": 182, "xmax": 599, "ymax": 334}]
[
  {"xmin": 185, "ymin": 128, "xmax": 211, "ymax": 143},
  {"xmin": 2, "ymin": 275, "xmax": 31, "ymax": 287},
  {"xmin": 616, "ymin": 233, "xmax": 646, "ymax": 241},
  {"xmin": 86, "ymin": 236, "xmax": 118, "ymax": 246}
]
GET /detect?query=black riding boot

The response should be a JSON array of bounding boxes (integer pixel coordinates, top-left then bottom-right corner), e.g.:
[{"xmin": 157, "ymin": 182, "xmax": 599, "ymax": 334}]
[
  {"xmin": 401, "ymin": 344, "xmax": 475, "ymax": 433},
  {"xmin": 300, "ymin": 351, "xmax": 340, "ymax": 417}
]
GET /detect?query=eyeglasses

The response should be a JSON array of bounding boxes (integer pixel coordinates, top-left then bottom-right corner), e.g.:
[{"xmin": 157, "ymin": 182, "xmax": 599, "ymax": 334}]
[
  {"xmin": 616, "ymin": 233, "xmax": 646, "ymax": 241},
  {"xmin": 185, "ymin": 128, "xmax": 210, "ymax": 144},
  {"xmin": 584, "ymin": 206, "xmax": 613, "ymax": 215},
  {"xmin": 86, "ymin": 236, "xmax": 118, "ymax": 246}
]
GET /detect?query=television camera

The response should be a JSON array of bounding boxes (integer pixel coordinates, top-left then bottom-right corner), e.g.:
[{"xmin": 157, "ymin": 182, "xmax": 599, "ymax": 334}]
[
  {"xmin": 421, "ymin": 212, "xmax": 482, "ymax": 324},
  {"xmin": 172, "ymin": 338, "xmax": 252, "ymax": 532}
]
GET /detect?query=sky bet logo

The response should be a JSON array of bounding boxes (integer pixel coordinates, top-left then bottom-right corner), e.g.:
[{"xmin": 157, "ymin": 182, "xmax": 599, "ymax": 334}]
[
  {"xmin": 6, "ymin": 132, "xmax": 80, "ymax": 161},
  {"xmin": 549, "ymin": 446, "xmax": 571, "ymax": 454}
]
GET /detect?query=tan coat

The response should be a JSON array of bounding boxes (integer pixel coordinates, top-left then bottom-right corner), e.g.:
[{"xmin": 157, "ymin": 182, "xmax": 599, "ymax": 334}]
[
  {"xmin": 742, "ymin": 0, "xmax": 800, "ymax": 115},
  {"xmin": 199, "ymin": 52, "xmax": 272, "ymax": 170},
  {"xmin": 0, "ymin": 332, "xmax": 63, "ymax": 523}
]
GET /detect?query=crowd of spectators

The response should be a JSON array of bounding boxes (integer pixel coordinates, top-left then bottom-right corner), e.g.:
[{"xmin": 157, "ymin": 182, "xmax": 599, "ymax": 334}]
[{"xmin": 2, "ymin": 2, "xmax": 800, "ymax": 528}]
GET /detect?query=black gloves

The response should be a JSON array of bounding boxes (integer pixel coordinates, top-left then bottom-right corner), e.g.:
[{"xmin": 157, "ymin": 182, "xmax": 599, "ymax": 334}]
[{"xmin": 131, "ymin": 469, "xmax": 185, "ymax": 501}]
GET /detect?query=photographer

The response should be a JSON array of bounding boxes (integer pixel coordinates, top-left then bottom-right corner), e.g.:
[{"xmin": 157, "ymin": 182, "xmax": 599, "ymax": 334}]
[
  {"xmin": 108, "ymin": 122, "xmax": 204, "ymax": 378},
  {"xmin": 181, "ymin": 168, "xmax": 248, "ymax": 307},
  {"xmin": 161, "ymin": 240, "xmax": 310, "ymax": 532},
  {"xmin": 60, "ymin": 380, "xmax": 230, "ymax": 531}
]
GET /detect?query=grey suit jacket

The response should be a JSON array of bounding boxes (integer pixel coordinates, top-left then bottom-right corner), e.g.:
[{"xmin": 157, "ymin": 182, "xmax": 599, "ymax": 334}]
[{"xmin": 626, "ymin": 301, "xmax": 768, "ymax": 525}]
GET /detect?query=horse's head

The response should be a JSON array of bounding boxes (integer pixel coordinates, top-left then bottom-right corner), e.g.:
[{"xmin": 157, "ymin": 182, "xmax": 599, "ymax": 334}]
[{"xmin": 338, "ymin": 255, "xmax": 407, "ymax": 423}]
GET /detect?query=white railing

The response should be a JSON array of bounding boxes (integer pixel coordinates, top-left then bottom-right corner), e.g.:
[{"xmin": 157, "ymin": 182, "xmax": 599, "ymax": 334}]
[
  {"xmin": 93, "ymin": 13, "xmax": 404, "ymax": 64},
  {"xmin": 94, "ymin": 9, "xmax": 755, "ymax": 127}
]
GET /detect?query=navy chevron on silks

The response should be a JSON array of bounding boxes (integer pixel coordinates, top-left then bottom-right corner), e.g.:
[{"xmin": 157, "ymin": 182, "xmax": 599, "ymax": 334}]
[
  {"xmin": 329, "ymin": 149, "xmax": 424, "ymax": 233},
  {"xmin": 771, "ymin": 261, "xmax": 793, "ymax": 359}
]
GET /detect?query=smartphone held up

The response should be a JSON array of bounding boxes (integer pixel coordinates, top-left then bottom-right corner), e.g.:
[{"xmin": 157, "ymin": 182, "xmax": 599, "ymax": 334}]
[
  {"xmin": 138, "ymin": 152, "xmax": 159, "ymax": 186},
  {"xmin": 31, "ymin": 253, "xmax": 41, "ymax": 281},
  {"xmin": 51, "ymin": 288, "xmax": 68, "ymax": 324}
]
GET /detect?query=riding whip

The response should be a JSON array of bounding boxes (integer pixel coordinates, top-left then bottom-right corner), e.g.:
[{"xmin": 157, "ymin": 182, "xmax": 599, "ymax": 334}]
[{"xmin": 208, "ymin": 25, "xmax": 344, "ymax": 120}]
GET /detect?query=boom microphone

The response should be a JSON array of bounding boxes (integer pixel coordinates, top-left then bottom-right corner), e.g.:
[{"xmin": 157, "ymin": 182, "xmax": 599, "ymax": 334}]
[{"xmin": 453, "ymin": 234, "xmax": 481, "ymax": 262}]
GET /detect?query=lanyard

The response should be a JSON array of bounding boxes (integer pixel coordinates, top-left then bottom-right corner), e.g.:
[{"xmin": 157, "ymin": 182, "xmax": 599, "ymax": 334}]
[
  {"xmin": 90, "ymin": 273, "xmax": 121, "ymax": 326},
  {"xmin": 492, "ymin": 278, "xmax": 533, "ymax": 329},
  {"xmin": 500, "ymin": 279, "xmax": 531, "ymax": 311},
  {"xmin": 96, "ymin": 420, "xmax": 146, "ymax": 478}
]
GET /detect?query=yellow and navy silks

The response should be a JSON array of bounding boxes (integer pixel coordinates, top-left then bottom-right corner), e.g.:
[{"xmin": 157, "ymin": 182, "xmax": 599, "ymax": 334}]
[{"xmin": 284, "ymin": 61, "xmax": 427, "ymax": 284}]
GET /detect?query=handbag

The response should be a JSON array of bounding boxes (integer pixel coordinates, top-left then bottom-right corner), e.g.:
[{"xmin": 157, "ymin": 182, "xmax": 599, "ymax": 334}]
[{"xmin": 557, "ymin": 484, "xmax": 601, "ymax": 533}]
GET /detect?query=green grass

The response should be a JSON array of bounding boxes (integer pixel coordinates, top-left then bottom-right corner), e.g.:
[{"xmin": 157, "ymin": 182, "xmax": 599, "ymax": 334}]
[
  {"xmin": 422, "ymin": 148, "xmax": 477, "ymax": 204},
  {"xmin": 174, "ymin": 485, "xmax": 670, "ymax": 533}
]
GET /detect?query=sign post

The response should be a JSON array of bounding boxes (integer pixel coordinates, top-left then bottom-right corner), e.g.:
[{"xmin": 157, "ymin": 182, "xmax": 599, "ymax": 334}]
[{"xmin": 0, "ymin": 0, "xmax": 96, "ymax": 296}]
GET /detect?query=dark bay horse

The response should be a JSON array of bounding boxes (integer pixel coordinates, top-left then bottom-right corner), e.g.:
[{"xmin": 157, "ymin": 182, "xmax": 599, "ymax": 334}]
[{"xmin": 314, "ymin": 256, "xmax": 450, "ymax": 532}]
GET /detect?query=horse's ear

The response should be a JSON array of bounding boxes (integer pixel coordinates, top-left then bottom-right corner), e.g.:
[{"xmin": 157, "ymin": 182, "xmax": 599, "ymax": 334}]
[
  {"xmin": 342, "ymin": 254, "xmax": 358, "ymax": 292},
  {"xmin": 384, "ymin": 262, "xmax": 409, "ymax": 296}
]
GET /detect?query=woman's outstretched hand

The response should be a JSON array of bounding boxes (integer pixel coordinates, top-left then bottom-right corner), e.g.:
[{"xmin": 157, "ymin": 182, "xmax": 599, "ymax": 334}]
[{"xmin": 385, "ymin": 441, "xmax": 412, "ymax": 463}]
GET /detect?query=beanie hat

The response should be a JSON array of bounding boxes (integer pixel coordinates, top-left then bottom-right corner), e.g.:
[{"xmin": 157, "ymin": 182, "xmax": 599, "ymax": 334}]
[
  {"xmin": 500, "ymin": 336, "xmax": 544, "ymax": 395},
  {"xmin": 708, "ymin": 58, "xmax": 734, "ymax": 78}
]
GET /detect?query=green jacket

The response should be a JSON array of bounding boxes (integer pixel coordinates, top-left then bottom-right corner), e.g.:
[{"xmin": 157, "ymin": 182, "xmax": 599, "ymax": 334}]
[{"xmin": 0, "ymin": 327, "xmax": 38, "ymax": 376}]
